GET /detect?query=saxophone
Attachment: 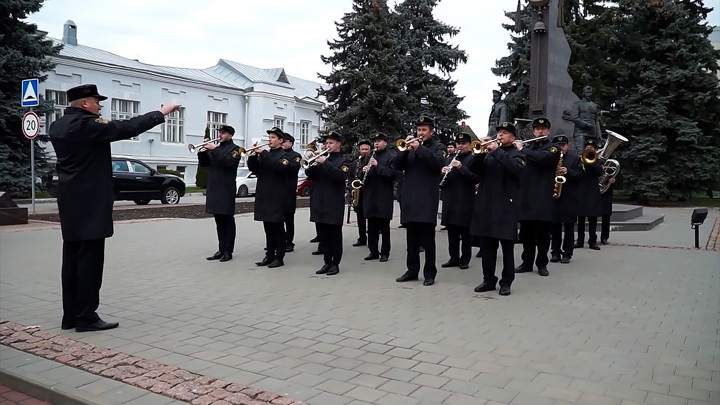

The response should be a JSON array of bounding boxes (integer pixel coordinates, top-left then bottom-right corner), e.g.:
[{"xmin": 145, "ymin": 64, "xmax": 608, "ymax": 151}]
[
  {"xmin": 352, "ymin": 157, "xmax": 361, "ymax": 207},
  {"xmin": 552, "ymin": 152, "xmax": 566, "ymax": 199}
]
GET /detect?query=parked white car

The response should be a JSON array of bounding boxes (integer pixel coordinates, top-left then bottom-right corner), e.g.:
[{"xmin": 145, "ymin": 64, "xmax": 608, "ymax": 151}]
[{"xmin": 235, "ymin": 167, "xmax": 257, "ymax": 197}]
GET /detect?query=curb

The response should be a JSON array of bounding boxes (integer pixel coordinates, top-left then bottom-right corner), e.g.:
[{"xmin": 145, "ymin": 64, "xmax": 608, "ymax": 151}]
[{"xmin": 0, "ymin": 365, "xmax": 111, "ymax": 405}]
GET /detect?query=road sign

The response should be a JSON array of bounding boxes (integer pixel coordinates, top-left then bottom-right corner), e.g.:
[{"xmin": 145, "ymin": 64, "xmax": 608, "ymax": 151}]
[
  {"xmin": 21, "ymin": 78, "xmax": 39, "ymax": 107},
  {"xmin": 22, "ymin": 112, "xmax": 40, "ymax": 139}
]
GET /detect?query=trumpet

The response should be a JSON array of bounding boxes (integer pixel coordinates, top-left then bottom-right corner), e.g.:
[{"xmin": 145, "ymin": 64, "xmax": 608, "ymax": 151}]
[
  {"xmin": 471, "ymin": 139, "xmax": 499, "ymax": 154},
  {"xmin": 236, "ymin": 142, "xmax": 271, "ymax": 158},
  {"xmin": 188, "ymin": 138, "xmax": 220, "ymax": 153},
  {"xmin": 301, "ymin": 147, "xmax": 330, "ymax": 169},
  {"xmin": 581, "ymin": 149, "xmax": 598, "ymax": 165},
  {"xmin": 396, "ymin": 136, "xmax": 424, "ymax": 152}
]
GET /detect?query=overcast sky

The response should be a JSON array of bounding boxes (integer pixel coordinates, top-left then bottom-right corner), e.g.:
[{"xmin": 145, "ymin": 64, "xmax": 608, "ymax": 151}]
[{"xmin": 26, "ymin": 0, "xmax": 719, "ymax": 131}]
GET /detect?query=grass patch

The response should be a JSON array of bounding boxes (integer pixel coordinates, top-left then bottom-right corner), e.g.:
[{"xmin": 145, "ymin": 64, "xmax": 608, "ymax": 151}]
[{"xmin": 185, "ymin": 186, "xmax": 205, "ymax": 194}]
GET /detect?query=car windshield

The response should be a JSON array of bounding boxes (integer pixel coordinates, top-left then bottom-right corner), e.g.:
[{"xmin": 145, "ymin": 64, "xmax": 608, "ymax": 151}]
[{"xmin": 237, "ymin": 168, "xmax": 250, "ymax": 178}]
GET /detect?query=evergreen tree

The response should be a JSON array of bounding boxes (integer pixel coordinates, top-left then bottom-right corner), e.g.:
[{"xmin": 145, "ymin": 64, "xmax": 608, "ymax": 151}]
[
  {"xmin": 318, "ymin": 0, "xmax": 410, "ymax": 151},
  {"xmin": 0, "ymin": 0, "xmax": 62, "ymax": 196},
  {"xmin": 491, "ymin": 4, "xmax": 531, "ymax": 122}
]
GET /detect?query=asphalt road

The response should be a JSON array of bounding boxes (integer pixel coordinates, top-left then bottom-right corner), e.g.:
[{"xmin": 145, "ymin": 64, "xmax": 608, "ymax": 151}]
[{"xmin": 19, "ymin": 195, "xmax": 253, "ymax": 214}]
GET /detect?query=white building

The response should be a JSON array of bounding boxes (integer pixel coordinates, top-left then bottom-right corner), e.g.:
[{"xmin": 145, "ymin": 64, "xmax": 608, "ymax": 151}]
[{"xmin": 39, "ymin": 20, "xmax": 326, "ymax": 185}]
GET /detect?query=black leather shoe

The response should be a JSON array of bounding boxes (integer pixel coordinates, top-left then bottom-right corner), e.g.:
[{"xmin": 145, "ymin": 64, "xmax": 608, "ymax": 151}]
[
  {"xmin": 574, "ymin": 242, "xmax": 584, "ymax": 248},
  {"xmin": 474, "ymin": 282, "xmax": 495, "ymax": 293},
  {"xmin": 515, "ymin": 264, "xmax": 532, "ymax": 273},
  {"xmin": 550, "ymin": 254, "xmax": 561, "ymax": 263},
  {"xmin": 475, "ymin": 250, "xmax": 482, "ymax": 258},
  {"xmin": 364, "ymin": 253, "xmax": 379, "ymax": 260},
  {"xmin": 589, "ymin": 244, "xmax": 601, "ymax": 250},
  {"xmin": 353, "ymin": 240, "xmax": 367, "ymax": 247},
  {"xmin": 560, "ymin": 256, "xmax": 571, "ymax": 264},
  {"xmin": 396, "ymin": 273, "xmax": 419, "ymax": 282},
  {"xmin": 316, "ymin": 264, "xmax": 331, "ymax": 274},
  {"xmin": 255, "ymin": 256, "xmax": 274, "ymax": 266},
  {"xmin": 379, "ymin": 254, "xmax": 389, "ymax": 262},
  {"xmin": 600, "ymin": 239, "xmax": 609, "ymax": 245},
  {"xmin": 61, "ymin": 322, "xmax": 75, "ymax": 330},
  {"xmin": 327, "ymin": 264, "xmax": 340, "ymax": 275},
  {"xmin": 285, "ymin": 244, "xmax": 295, "ymax": 252},
  {"xmin": 459, "ymin": 263, "xmax": 469, "ymax": 270},
  {"xmin": 537, "ymin": 267, "xmax": 549, "ymax": 276},
  {"xmin": 441, "ymin": 261, "xmax": 460, "ymax": 268},
  {"xmin": 310, "ymin": 236, "xmax": 319, "ymax": 243},
  {"xmin": 311, "ymin": 250, "xmax": 324, "ymax": 255},
  {"xmin": 206, "ymin": 251, "xmax": 223, "ymax": 260},
  {"xmin": 419, "ymin": 246, "xmax": 425, "ymax": 252},
  {"xmin": 423, "ymin": 279, "xmax": 435, "ymax": 286},
  {"xmin": 398, "ymin": 224, "xmax": 406, "ymax": 229},
  {"xmin": 219, "ymin": 253, "xmax": 233, "ymax": 262},
  {"xmin": 499, "ymin": 286, "xmax": 511, "ymax": 296},
  {"xmin": 267, "ymin": 259, "xmax": 284, "ymax": 268},
  {"xmin": 76, "ymin": 319, "xmax": 119, "ymax": 332}
]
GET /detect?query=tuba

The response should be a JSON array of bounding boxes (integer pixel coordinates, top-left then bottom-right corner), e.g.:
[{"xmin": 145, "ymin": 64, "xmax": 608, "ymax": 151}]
[{"xmin": 598, "ymin": 130, "xmax": 628, "ymax": 194}]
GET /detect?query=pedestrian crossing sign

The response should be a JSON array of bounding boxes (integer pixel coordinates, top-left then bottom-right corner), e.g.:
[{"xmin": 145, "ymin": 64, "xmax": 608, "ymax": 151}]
[{"xmin": 21, "ymin": 79, "xmax": 39, "ymax": 107}]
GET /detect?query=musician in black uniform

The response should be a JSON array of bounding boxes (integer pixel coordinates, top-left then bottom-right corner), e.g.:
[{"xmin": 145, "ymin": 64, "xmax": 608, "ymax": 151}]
[
  {"xmin": 281, "ymin": 133, "xmax": 302, "ymax": 252},
  {"xmin": 440, "ymin": 132, "xmax": 480, "ymax": 269},
  {"xmin": 440, "ymin": 141, "xmax": 456, "ymax": 231},
  {"xmin": 361, "ymin": 133, "xmax": 396, "ymax": 262},
  {"xmin": 469, "ymin": 122, "xmax": 526, "ymax": 296},
  {"xmin": 308, "ymin": 132, "xmax": 353, "ymax": 275},
  {"xmin": 576, "ymin": 138, "xmax": 604, "ymax": 250},
  {"xmin": 600, "ymin": 179, "xmax": 615, "ymax": 244},
  {"xmin": 549, "ymin": 134, "xmax": 584, "ymax": 264},
  {"xmin": 200, "ymin": 125, "xmax": 242, "ymax": 262},
  {"xmin": 50, "ymin": 84, "xmax": 180, "ymax": 332},
  {"xmin": 515, "ymin": 118, "xmax": 560, "ymax": 277},
  {"xmin": 248, "ymin": 127, "xmax": 295, "ymax": 268},
  {"xmin": 395, "ymin": 116, "xmax": 447, "ymax": 286},
  {"xmin": 352, "ymin": 140, "xmax": 372, "ymax": 247}
]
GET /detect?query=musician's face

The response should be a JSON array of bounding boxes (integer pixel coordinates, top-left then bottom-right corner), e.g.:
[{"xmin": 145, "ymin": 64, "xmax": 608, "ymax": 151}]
[
  {"xmin": 217, "ymin": 130, "xmax": 232, "ymax": 142},
  {"xmin": 281, "ymin": 139, "xmax": 293, "ymax": 150},
  {"xmin": 359, "ymin": 145, "xmax": 371, "ymax": 155},
  {"xmin": 456, "ymin": 141, "xmax": 470, "ymax": 153},
  {"xmin": 558, "ymin": 143, "xmax": 569, "ymax": 154},
  {"xmin": 533, "ymin": 126, "xmax": 550, "ymax": 137},
  {"xmin": 325, "ymin": 138, "xmax": 340, "ymax": 152},
  {"xmin": 585, "ymin": 144, "xmax": 597, "ymax": 151},
  {"xmin": 374, "ymin": 139, "xmax": 387, "ymax": 151},
  {"xmin": 497, "ymin": 129, "xmax": 515, "ymax": 146},
  {"xmin": 447, "ymin": 145, "xmax": 456, "ymax": 154},
  {"xmin": 416, "ymin": 125, "xmax": 433, "ymax": 140},
  {"xmin": 268, "ymin": 134, "xmax": 282, "ymax": 148}
]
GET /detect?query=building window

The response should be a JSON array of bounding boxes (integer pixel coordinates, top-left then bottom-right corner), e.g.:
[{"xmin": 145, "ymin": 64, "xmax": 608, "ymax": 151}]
[
  {"xmin": 176, "ymin": 166, "xmax": 186, "ymax": 179},
  {"xmin": 274, "ymin": 116, "xmax": 285, "ymax": 131},
  {"xmin": 45, "ymin": 90, "xmax": 67, "ymax": 130},
  {"xmin": 207, "ymin": 111, "xmax": 227, "ymax": 136},
  {"xmin": 112, "ymin": 99, "xmax": 141, "ymax": 140},
  {"xmin": 162, "ymin": 107, "xmax": 185, "ymax": 143},
  {"xmin": 156, "ymin": 165, "xmax": 167, "ymax": 172},
  {"xmin": 300, "ymin": 121, "xmax": 310, "ymax": 146}
]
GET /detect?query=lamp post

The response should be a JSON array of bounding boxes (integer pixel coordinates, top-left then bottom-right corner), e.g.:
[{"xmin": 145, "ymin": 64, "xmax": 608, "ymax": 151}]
[{"xmin": 691, "ymin": 207, "xmax": 708, "ymax": 249}]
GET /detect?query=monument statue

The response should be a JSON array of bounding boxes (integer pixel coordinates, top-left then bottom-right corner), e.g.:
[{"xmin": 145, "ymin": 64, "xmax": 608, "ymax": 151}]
[
  {"xmin": 570, "ymin": 85, "xmax": 602, "ymax": 153},
  {"xmin": 487, "ymin": 90, "xmax": 508, "ymax": 137}
]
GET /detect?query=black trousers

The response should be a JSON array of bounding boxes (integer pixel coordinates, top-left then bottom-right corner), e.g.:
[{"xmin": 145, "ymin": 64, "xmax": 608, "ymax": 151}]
[
  {"xmin": 263, "ymin": 221, "xmax": 286, "ymax": 260},
  {"xmin": 480, "ymin": 237, "xmax": 515, "ymax": 287},
  {"xmin": 577, "ymin": 216, "xmax": 598, "ymax": 244},
  {"xmin": 446, "ymin": 224, "xmax": 471, "ymax": 265},
  {"xmin": 519, "ymin": 220, "xmax": 551, "ymax": 268},
  {"xmin": 317, "ymin": 222, "xmax": 343, "ymax": 265},
  {"xmin": 214, "ymin": 214, "xmax": 236, "ymax": 254},
  {"xmin": 367, "ymin": 217, "xmax": 391, "ymax": 256},
  {"xmin": 356, "ymin": 209, "xmax": 367, "ymax": 242},
  {"xmin": 405, "ymin": 222, "xmax": 437, "ymax": 280},
  {"xmin": 285, "ymin": 212, "xmax": 295, "ymax": 245},
  {"xmin": 601, "ymin": 215, "xmax": 611, "ymax": 241},
  {"xmin": 551, "ymin": 222, "xmax": 575, "ymax": 257},
  {"xmin": 62, "ymin": 239, "xmax": 105, "ymax": 326}
]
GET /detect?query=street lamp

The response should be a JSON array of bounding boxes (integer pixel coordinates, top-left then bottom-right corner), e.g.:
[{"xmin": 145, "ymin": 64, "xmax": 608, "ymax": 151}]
[{"xmin": 691, "ymin": 207, "xmax": 708, "ymax": 248}]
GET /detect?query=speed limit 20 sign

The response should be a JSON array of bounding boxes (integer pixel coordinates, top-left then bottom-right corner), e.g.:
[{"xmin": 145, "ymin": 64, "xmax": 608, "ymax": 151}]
[{"xmin": 22, "ymin": 111, "xmax": 40, "ymax": 139}]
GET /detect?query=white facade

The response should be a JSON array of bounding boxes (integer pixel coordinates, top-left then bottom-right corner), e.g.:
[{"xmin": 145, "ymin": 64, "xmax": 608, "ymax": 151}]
[{"xmin": 40, "ymin": 21, "xmax": 326, "ymax": 185}]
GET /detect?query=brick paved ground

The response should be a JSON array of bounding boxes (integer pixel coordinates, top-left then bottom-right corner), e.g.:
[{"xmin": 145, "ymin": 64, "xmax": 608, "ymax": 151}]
[
  {"xmin": 0, "ymin": 384, "xmax": 48, "ymax": 405},
  {"xmin": 1, "ymin": 206, "xmax": 719, "ymax": 405}
]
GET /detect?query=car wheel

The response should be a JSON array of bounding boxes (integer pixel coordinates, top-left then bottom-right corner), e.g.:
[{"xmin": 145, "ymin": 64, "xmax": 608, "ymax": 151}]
[
  {"xmin": 301, "ymin": 186, "xmax": 311, "ymax": 197},
  {"xmin": 161, "ymin": 187, "xmax": 180, "ymax": 204},
  {"xmin": 237, "ymin": 185, "xmax": 249, "ymax": 198},
  {"xmin": 134, "ymin": 199, "xmax": 151, "ymax": 205}
]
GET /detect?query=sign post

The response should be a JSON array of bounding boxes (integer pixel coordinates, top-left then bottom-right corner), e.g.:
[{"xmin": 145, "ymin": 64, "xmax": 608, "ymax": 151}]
[{"xmin": 22, "ymin": 79, "xmax": 40, "ymax": 214}]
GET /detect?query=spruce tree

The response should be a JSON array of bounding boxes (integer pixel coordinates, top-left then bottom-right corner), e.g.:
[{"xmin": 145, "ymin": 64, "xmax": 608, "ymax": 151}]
[{"xmin": 0, "ymin": 0, "xmax": 62, "ymax": 196}]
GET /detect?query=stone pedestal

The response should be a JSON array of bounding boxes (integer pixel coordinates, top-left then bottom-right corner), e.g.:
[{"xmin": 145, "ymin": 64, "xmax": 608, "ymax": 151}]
[{"xmin": 0, "ymin": 192, "xmax": 29, "ymax": 225}]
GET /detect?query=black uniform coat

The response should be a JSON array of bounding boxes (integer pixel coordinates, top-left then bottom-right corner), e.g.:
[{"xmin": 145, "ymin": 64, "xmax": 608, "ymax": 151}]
[
  {"xmin": 247, "ymin": 147, "xmax": 294, "ymax": 222},
  {"xmin": 352, "ymin": 155, "xmax": 368, "ymax": 214},
  {"xmin": 519, "ymin": 139, "xmax": 561, "ymax": 221},
  {"xmin": 198, "ymin": 140, "xmax": 240, "ymax": 216},
  {"xmin": 49, "ymin": 107, "xmax": 165, "ymax": 241},
  {"xmin": 361, "ymin": 148, "xmax": 395, "ymax": 219},
  {"xmin": 307, "ymin": 152, "xmax": 352, "ymax": 225},
  {"xmin": 441, "ymin": 151, "xmax": 480, "ymax": 227},
  {"xmin": 600, "ymin": 183, "xmax": 614, "ymax": 216},
  {"xmin": 282, "ymin": 149, "xmax": 302, "ymax": 214},
  {"xmin": 577, "ymin": 157, "xmax": 604, "ymax": 217},
  {"xmin": 551, "ymin": 152, "xmax": 584, "ymax": 223},
  {"xmin": 395, "ymin": 138, "xmax": 446, "ymax": 225},
  {"xmin": 469, "ymin": 145, "xmax": 526, "ymax": 241}
]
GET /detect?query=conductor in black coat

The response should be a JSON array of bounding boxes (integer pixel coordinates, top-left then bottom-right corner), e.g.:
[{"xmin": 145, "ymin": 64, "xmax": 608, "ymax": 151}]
[
  {"xmin": 395, "ymin": 116, "xmax": 447, "ymax": 286},
  {"xmin": 308, "ymin": 132, "xmax": 353, "ymax": 276},
  {"xmin": 440, "ymin": 132, "xmax": 480, "ymax": 269},
  {"xmin": 549, "ymin": 134, "xmax": 584, "ymax": 264},
  {"xmin": 248, "ymin": 127, "xmax": 295, "ymax": 268},
  {"xmin": 281, "ymin": 134, "xmax": 302, "ymax": 252},
  {"xmin": 576, "ymin": 138, "xmax": 604, "ymax": 250},
  {"xmin": 469, "ymin": 122, "xmax": 526, "ymax": 296},
  {"xmin": 361, "ymin": 132, "xmax": 396, "ymax": 262},
  {"xmin": 49, "ymin": 83, "xmax": 180, "ymax": 332},
  {"xmin": 515, "ymin": 118, "xmax": 560, "ymax": 277},
  {"xmin": 199, "ymin": 125, "xmax": 241, "ymax": 262}
]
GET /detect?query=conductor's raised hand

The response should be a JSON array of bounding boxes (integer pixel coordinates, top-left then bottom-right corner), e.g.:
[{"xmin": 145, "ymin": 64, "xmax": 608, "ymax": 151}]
[{"xmin": 159, "ymin": 103, "xmax": 182, "ymax": 116}]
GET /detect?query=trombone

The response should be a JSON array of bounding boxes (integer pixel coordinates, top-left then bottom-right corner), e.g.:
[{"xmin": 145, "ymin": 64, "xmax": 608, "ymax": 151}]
[
  {"xmin": 188, "ymin": 138, "xmax": 220, "ymax": 153},
  {"xmin": 396, "ymin": 136, "xmax": 424, "ymax": 152}
]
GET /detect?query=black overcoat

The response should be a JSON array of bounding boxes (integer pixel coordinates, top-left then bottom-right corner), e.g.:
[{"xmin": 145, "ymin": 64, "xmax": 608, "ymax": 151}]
[
  {"xmin": 600, "ymin": 182, "xmax": 614, "ymax": 216},
  {"xmin": 440, "ymin": 151, "xmax": 480, "ymax": 227},
  {"xmin": 307, "ymin": 152, "xmax": 352, "ymax": 225},
  {"xmin": 395, "ymin": 138, "xmax": 446, "ymax": 225},
  {"xmin": 361, "ymin": 148, "xmax": 396, "ymax": 220},
  {"xmin": 577, "ymin": 157, "xmax": 604, "ymax": 217},
  {"xmin": 519, "ymin": 139, "xmax": 561, "ymax": 221},
  {"xmin": 247, "ymin": 147, "xmax": 295, "ymax": 222},
  {"xmin": 551, "ymin": 152, "xmax": 584, "ymax": 223},
  {"xmin": 282, "ymin": 149, "xmax": 302, "ymax": 214},
  {"xmin": 469, "ymin": 146, "xmax": 526, "ymax": 241},
  {"xmin": 198, "ymin": 140, "xmax": 240, "ymax": 216},
  {"xmin": 49, "ymin": 107, "xmax": 165, "ymax": 241}
]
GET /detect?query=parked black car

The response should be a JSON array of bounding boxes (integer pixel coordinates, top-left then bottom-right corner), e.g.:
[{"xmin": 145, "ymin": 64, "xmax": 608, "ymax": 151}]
[{"xmin": 45, "ymin": 156, "xmax": 186, "ymax": 205}]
